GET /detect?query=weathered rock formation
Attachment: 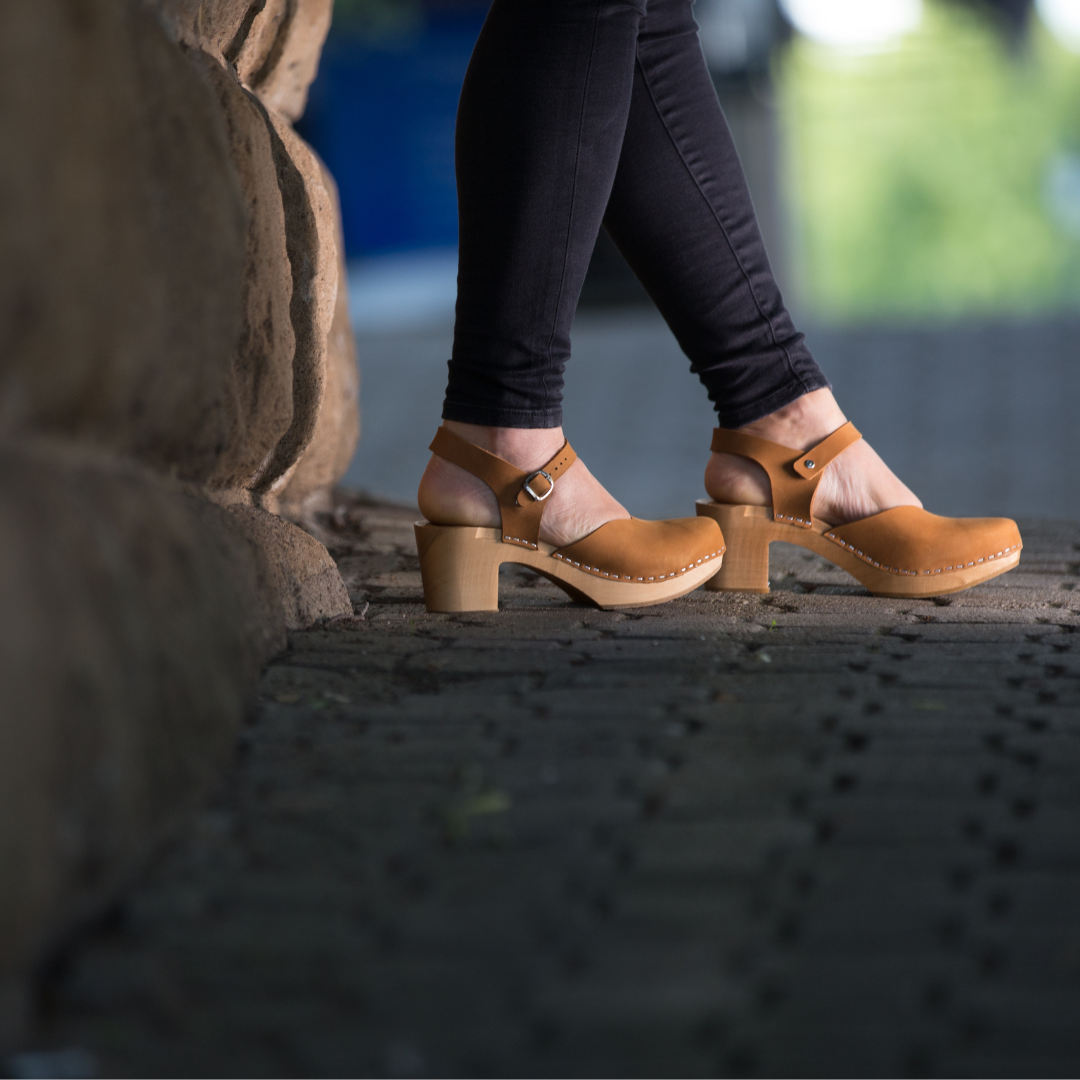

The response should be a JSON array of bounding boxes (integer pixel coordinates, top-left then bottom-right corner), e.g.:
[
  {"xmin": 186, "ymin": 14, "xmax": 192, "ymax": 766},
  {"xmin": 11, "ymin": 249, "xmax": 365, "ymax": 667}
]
[
  {"xmin": 0, "ymin": 0, "xmax": 360, "ymax": 1041},
  {"xmin": 279, "ymin": 160, "xmax": 362, "ymax": 515}
]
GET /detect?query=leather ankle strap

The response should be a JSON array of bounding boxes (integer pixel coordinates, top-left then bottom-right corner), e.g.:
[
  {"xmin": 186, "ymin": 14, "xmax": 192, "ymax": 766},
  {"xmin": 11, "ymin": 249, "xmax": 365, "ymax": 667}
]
[
  {"xmin": 429, "ymin": 426, "xmax": 577, "ymax": 548},
  {"xmin": 710, "ymin": 421, "xmax": 861, "ymax": 528}
]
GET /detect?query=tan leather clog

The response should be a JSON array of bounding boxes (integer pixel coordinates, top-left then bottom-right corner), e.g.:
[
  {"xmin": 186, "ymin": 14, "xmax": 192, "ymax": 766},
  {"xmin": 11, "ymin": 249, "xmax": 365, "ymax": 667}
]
[
  {"xmin": 696, "ymin": 422, "xmax": 1022, "ymax": 598},
  {"xmin": 416, "ymin": 426, "xmax": 725, "ymax": 612}
]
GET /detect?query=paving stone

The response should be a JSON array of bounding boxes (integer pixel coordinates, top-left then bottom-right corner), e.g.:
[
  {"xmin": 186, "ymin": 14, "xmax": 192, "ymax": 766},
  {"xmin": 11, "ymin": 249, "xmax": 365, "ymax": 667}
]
[{"xmin": 13, "ymin": 496, "xmax": 1080, "ymax": 1078}]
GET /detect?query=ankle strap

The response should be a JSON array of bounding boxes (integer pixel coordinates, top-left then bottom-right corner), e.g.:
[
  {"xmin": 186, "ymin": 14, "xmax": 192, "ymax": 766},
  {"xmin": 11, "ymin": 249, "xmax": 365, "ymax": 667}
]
[
  {"xmin": 710, "ymin": 421, "xmax": 861, "ymax": 529},
  {"xmin": 429, "ymin": 426, "xmax": 577, "ymax": 549}
]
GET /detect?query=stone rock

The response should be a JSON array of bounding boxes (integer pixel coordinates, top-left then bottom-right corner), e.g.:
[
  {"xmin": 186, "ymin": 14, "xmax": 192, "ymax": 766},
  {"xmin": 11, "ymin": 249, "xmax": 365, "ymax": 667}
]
[
  {"xmin": 231, "ymin": 0, "xmax": 286, "ymax": 75},
  {"xmin": 236, "ymin": 0, "xmax": 334, "ymax": 123},
  {"xmin": 226, "ymin": 504, "xmax": 352, "ymax": 626},
  {"xmin": 150, "ymin": 0, "xmax": 264, "ymax": 62},
  {"xmin": 0, "ymin": 0, "xmax": 246, "ymax": 481},
  {"xmin": 279, "ymin": 160, "xmax": 361, "ymax": 513},
  {"xmin": 152, "ymin": 0, "xmax": 332, "ymax": 124},
  {"xmin": 192, "ymin": 52, "xmax": 298, "ymax": 490},
  {"xmin": 252, "ymin": 114, "xmax": 339, "ymax": 495},
  {"xmin": 0, "ymin": 0, "xmax": 355, "ymax": 1043},
  {"xmin": 0, "ymin": 438, "xmax": 284, "ymax": 1000}
]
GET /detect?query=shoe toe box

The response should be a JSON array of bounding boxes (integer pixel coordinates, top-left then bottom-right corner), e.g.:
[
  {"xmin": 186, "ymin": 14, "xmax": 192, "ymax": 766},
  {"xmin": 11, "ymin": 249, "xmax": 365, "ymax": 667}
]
[
  {"xmin": 553, "ymin": 516, "xmax": 725, "ymax": 581},
  {"xmin": 827, "ymin": 506, "xmax": 1022, "ymax": 575}
]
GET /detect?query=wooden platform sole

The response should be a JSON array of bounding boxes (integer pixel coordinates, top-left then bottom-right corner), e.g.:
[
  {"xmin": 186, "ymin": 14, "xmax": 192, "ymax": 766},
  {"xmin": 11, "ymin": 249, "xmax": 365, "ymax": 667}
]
[
  {"xmin": 415, "ymin": 522, "xmax": 723, "ymax": 612},
  {"xmin": 696, "ymin": 501, "xmax": 1021, "ymax": 599}
]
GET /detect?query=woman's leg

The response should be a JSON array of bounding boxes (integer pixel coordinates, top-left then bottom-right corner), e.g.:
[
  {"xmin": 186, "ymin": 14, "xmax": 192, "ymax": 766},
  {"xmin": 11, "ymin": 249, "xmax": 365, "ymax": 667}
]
[
  {"xmin": 604, "ymin": 0, "xmax": 823, "ymax": 428},
  {"xmin": 421, "ymin": 0, "xmax": 647, "ymax": 545},
  {"xmin": 603, "ymin": 0, "xmax": 919, "ymax": 524},
  {"xmin": 423, "ymin": 0, "xmax": 918, "ymax": 536},
  {"xmin": 444, "ymin": 0, "xmax": 646, "ymax": 428}
]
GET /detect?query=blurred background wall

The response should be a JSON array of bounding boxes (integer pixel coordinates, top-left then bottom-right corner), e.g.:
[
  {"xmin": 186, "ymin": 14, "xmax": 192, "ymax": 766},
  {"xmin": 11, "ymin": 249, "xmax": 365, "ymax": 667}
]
[{"xmin": 300, "ymin": 0, "xmax": 1080, "ymax": 520}]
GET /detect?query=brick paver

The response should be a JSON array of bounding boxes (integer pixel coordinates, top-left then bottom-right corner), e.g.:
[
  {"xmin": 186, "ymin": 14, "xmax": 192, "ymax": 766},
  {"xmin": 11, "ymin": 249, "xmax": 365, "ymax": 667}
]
[{"xmin": 23, "ymin": 496, "xmax": 1080, "ymax": 1078}]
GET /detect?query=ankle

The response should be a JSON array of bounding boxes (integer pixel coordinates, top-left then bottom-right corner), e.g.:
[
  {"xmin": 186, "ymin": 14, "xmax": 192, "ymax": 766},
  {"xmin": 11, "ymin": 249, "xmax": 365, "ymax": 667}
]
[
  {"xmin": 418, "ymin": 421, "xmax": 630, "ymax": 547},
  {"xmin": 736, "ymin": 388, "xmax": 847, "ymax": 452},
  {"xmin": 442, "ymin": 420, "xmax": 566, "ymax": 472},
  {"xmin": 418, "ymin": 452, "xmax": 499, "ymax": 528},
  {"xmin": 702, "ymin": 389, "xmax": 922, "ymax": 526},
  {"xmin": 704, "ymin": 389, "xmax": 847, "ymax": 507},
  {"xmin": 417, "ymin": 422, "xmax": 568, "ymax": 530}
]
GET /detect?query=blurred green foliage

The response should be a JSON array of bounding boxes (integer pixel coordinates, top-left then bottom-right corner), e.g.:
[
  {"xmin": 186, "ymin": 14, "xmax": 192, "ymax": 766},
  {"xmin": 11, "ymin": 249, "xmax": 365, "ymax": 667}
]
[{"xmin": 777, "ymin": 2, "xmax": 1080, "ymax": 320}]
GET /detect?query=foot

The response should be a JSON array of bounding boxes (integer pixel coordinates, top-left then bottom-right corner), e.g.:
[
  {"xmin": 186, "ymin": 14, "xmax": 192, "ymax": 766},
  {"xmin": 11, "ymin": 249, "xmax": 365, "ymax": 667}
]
[
  {"xmin": 703, "ymin": 388, "xmax": 922, "ymax": 527},
  {"xmin": 418, "ymin": 421, "xmax": 630, "ymax": 548}
]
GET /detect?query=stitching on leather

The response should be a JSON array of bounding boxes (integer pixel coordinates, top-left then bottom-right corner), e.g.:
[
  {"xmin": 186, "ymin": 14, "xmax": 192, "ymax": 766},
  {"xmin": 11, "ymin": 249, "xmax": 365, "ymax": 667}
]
[
  {"xmin": 550, "ymin": 548, "xmax": 726, "ymax": 582},
  {"xmin": 823, "ymin": 533, "xmax": 1021, "ymax": 576}
]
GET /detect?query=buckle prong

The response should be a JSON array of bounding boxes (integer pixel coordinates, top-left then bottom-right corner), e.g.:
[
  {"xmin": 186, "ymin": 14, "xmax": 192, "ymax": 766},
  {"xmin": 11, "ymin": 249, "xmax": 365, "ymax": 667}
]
[{"xmin": 523, "ymin": 469, "xmax": 554, "ymax": 502}]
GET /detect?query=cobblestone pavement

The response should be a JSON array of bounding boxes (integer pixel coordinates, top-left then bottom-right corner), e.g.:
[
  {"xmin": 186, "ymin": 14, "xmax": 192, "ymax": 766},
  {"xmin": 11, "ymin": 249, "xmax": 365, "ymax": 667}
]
[{"xmin": 23, "ymin": 496, "xmax": 1080, "ymax": 1078}]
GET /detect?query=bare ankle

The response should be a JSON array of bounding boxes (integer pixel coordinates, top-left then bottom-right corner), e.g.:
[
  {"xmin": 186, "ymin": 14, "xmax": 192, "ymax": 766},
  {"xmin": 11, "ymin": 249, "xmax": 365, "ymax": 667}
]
[
  {"xmin": 704, "ymin": 452, "xmax": 770, "ymax": 506},
  {"xmin": 443, "ymin": 420, "xmax": 566, "ymax": 472},
  {"xmin": 418, "ymin": 422, "xmax": 629, "ymax": 547},
  {"xmin": 418, "ymin": 453, "xmax": 499, "ymax": 527},
  {"xmin": 702, "ymin": 389, "xmax": 921, "ymax": 526},
  {"xmin": 737, "ymin": 388, "xmax": 847, "ymax": 451},
  {"xmin": 418, "ymin": 421, "xmax": 567, "ymax": 529}
]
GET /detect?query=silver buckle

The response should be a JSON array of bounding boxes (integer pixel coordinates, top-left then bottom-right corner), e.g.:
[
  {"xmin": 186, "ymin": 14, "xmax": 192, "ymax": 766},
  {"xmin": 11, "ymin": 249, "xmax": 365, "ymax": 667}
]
[{"xmin": 523, "ymin": 469, "xmax": 554, "ymax": 502}]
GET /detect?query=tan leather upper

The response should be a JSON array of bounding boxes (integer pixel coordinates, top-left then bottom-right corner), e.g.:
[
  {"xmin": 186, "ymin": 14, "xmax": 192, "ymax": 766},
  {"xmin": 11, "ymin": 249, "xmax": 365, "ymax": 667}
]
[
  {"xmin": 709, "ymin": 421, "xmax": 1022, "ymax": 576},
  {"xmin": 825, "ymin": 506, "xmax": 1022, "ymax": 577},
  {"xmin": 429, "ymin": 426, "xmax": 577, "ymax": 549},
  {"xmin": 552, "ymin": 517, "xmax": 725, "ymax": 582},
  {"xmin": 430, "ymin": 425, "xmax": 725, "ymax": 578},
  {"xmin": 711, "ymin": 421, "xmax": 862, "ymax": 528}
]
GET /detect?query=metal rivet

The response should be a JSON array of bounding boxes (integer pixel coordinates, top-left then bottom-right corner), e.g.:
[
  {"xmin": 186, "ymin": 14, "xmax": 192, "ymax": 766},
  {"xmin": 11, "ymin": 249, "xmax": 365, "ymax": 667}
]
[{"xmin": 804, "ymin": 459, "xmax": 815, "ymax": 469}]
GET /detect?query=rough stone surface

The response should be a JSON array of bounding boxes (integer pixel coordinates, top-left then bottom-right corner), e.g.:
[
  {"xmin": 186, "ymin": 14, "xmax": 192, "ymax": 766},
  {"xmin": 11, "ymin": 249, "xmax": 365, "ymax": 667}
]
[
  {"xmin": 237, "ymin": 0, "xmax": 333, "ymax": 123},
  {"xmin": 230, "ymin": 0, "xmax": 285, "ymax": 74},
  {"xmin": 0, "ymin": 0, "xmax": 357, "ymax": 1048},
  {"xmin": 192, "ymin": 52, "xmax": 299, "ymax": 490},
  {"xmin": 0, "ymin": 440, "xmax": 285, "ymax": 1019},
  {"xmin": 21, "ymin": 494, "xmax": 1080, "ymax": 1078},
  {"xmin": 151, "ymin": 0, "xmax": 263, "ymax": 61},
  {"xmin": 154, "ymin": 0, "xmax": 332, "ymax": 123},
  {"xmin": 226, "ymin": 504, "xmax": 352, "ymax": 628},
  {"xmin": 0, "ymin": 0, "xmax": 355, "ymax": 495},
  {"xmin": 279, "ymin": 161, "xmax": 360, "ymax": 513},
  {"xmin": 139, "ymin": 0, "xmax": 356, "ymax": 503},
  {"xmin": 0, "ymin": 0, "xmax": 246, "ymax": 481},
  {"xmin": 254, "ymin": 114, "xmax": 338, "ymax": 494}
]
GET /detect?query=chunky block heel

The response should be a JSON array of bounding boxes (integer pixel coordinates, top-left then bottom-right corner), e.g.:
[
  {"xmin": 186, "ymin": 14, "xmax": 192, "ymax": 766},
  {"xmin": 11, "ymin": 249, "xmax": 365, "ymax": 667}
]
[
  {"xmin": 416, "ymin": 426, "xmax": 725, "ymax": 613},
  {"xmin": 698, "ymin": 422, "xmax": 1022, "ymax": 599},
  {"xmin": 696, "ymin": 503, "xmax": 772, "ymax": 593},
  {"xmin": 415, "ymin": 524, "xmax": 503, "ymax": 612},
  {"xmin": 415, "ymin": 518, "xmax": 724, "ymax": 613}
]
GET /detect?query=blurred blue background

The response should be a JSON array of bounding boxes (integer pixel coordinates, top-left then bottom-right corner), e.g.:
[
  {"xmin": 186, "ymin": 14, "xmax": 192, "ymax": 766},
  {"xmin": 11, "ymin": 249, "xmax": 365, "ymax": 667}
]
[{"xmin": 298, "ymin": 1, "xmax": 488, "ymax": 257}]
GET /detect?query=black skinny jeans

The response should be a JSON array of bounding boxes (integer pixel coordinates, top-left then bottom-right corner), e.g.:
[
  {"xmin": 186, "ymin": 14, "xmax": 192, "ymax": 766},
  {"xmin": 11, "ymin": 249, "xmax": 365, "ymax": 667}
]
[{"xmin": 443, "ymin": 0, "xmax": 828, "ymax": 430}]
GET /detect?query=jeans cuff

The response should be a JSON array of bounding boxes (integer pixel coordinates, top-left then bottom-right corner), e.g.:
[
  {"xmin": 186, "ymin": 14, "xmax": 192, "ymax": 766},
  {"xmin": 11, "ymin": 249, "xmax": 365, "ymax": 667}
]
[
  {"xmin": 714, "ymin": 373, "xmax": 832, "ymax": 430},
  {"xmin": 442, "ymin": 402, "xmax": 565, "ymax": 429}
]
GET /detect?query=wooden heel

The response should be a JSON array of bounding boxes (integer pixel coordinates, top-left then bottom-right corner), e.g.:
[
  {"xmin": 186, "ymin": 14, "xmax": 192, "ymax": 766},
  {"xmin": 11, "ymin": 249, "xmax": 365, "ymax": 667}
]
[
  {"xmin": 414, "ymin": 523, "xmax": 504, "ymax": 613},
  {"xmin": 696, "ymin": 501, "xmax": 773, "ymax": 593}
]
